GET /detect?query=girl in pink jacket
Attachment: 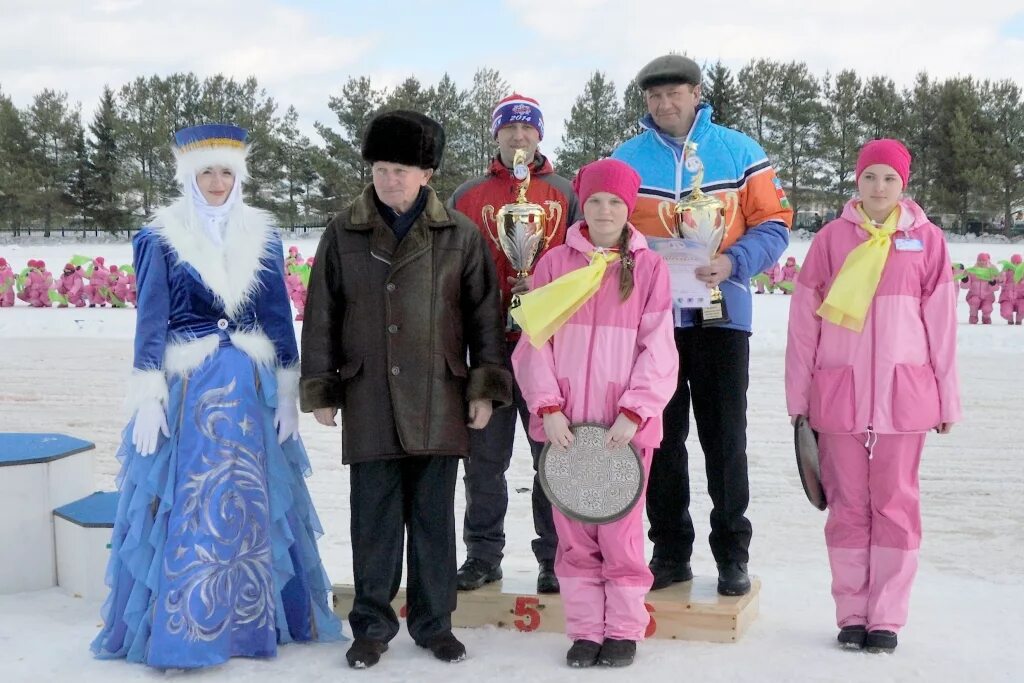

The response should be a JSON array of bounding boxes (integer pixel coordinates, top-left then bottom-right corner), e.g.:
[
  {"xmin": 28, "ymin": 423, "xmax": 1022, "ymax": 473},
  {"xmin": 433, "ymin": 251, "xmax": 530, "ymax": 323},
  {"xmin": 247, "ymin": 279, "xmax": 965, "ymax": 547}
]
[
  {"xmin": 0, "ymin": 257, "xmax": 15, "ymax": 307},
  {"xmin": 57, "ymin": 263, "xmax": 86, "ymax": 307},
  {"xmin": 786, "ymin": 140, "xmax": 960, "ymax": 654},
  {"xmin": 777, "ymin": 256, "xmax": 800, "ymax": 294},
  {"xmin": 961, "ymin": 252, "xmax": 999, "ymax": 324},
  {"xmin": 998, "ymin": 254, "xmax": 1022, "ymax": 324},
  {"xmin": 512, "ymin": 159, "xmax": 678, "ymax": 668}
]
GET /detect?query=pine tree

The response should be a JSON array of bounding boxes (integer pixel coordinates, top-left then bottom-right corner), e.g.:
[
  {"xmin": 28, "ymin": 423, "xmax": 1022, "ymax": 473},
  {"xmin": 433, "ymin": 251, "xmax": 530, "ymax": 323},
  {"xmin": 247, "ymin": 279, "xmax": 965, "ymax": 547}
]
[
  {"xmin": 703, "ymin": 61, "xmax": 739, "ymax": 128},
  {"xmin": 425, "ymin": 73, "xmax": 471, "ymax": 199},
  {"xmin": 26, "ymin": 89, "xmax": 81, "ymax": 235},
  {"xmin": 820, "ymin": 70, "xmax": 864, "ymax": 209},
  {"xmin": 315, "ymin": 76, "xmax": 384, "ymax": 210},
  {"xmin": 735, "ymin": 59, "xmax": 782, "ymax": 145},
  {"xmin": 555, "ymin": 71, "xmax": 624, "ymax": 175},
  {"xmin": 86, "ymin": 86, "xmax": 127, "ymax": 232},
  {"xmin": 620, "ymin": 78, "xmax": 646, "ymax": 140},
  {"xmin": 465, "ymin": 68, "xmax": 509, "ymax": 177},
  {"xmin": 765, "ymin": 62, "xmax": 824, "ymax": 216},
  {"xmin": 0, "ymin": 89, "xmax": 36, "ymax": 233},
  {"xmin": 275, "ymin": 105, "xmax": 316, "ymax": 229},
  {"xmin": 984, "ymin": 80, "xmax": 1024, "ymax": 235},
  {"xmin": 857, "ymin": 76, "xmax": 906, "ymax": 141}
]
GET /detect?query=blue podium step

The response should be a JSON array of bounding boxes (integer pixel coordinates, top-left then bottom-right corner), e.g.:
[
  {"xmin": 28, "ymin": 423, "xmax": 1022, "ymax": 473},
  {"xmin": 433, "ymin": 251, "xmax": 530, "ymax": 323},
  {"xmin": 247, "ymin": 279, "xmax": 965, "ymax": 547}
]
[
  {"xmin": 53, "ymin": 491, "xmax": 119, "ymax": 529},
  {"xmin": 0, "ymin": 433, "xmax": 95, "ymax": 467}
]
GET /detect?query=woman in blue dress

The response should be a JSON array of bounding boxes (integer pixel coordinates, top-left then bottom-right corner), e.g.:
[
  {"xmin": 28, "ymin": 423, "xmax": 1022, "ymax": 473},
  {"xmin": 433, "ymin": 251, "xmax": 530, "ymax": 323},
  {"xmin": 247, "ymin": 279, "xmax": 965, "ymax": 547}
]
[{"xmin": 91, "ymin": 124, "xmax": 342, "ymax": 669}]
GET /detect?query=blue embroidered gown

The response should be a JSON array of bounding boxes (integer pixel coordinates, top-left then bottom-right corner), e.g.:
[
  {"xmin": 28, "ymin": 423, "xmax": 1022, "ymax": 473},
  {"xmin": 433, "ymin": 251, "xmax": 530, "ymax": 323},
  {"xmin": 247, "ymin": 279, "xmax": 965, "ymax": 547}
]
[{"xmin": 91, "ymin": 223, "xmax": 342, "ymax": 669}]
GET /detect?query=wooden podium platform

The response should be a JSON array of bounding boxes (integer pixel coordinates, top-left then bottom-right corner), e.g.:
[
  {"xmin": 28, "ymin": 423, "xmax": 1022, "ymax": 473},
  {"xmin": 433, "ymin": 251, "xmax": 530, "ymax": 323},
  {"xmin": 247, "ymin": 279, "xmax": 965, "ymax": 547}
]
[{"xmin": 332, "ymin": 575, "xmax": 759, "ymax": 643}]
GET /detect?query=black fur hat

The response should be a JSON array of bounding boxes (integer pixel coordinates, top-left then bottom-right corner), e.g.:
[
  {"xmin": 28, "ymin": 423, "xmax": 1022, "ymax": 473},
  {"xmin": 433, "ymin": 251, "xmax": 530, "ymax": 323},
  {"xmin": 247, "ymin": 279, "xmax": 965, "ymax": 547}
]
[{"xmin": 361, "ymin": 110, "xmax": 445, "ymax": 170}]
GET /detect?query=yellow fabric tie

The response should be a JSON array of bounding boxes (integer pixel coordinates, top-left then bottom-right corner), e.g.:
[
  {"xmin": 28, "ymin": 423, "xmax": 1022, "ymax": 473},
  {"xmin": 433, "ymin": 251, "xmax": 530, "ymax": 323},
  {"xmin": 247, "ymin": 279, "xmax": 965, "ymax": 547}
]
[
  {"xmin": 511, "ymin": 251, "xmax": 620, "ymax": 348},
  {"xmin": 816, "ymin": 205, "xmax": 899, "ymax": 332}
]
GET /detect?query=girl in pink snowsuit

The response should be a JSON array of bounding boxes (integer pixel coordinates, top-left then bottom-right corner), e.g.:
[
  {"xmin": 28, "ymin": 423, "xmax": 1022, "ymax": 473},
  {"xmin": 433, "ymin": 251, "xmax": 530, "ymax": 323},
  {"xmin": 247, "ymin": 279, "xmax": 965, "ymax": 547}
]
[
  {"xmin": 86, "ymin": 257, "xmax": 111, "ymax": 307},
  {"xmin": 786, "ymin": 140, "xmax": 960, "ymax": 654},
  {"xmin": 998, "ymin": 254, "xmax": 1022, "ymax": 324},
  {"xmin": 57, "ymin": 263, "xmax": 86, "ymax": 307},
  {"xmin": 753, "ymin": 261, "xmax": 781, "ymax": 294},
  {"xmin": 0, "ymin": 257, "xmax": 15, "ymax": 307},
  {"xmin": 961, "ymin": 252, "xmax": 999, "ymax": 324},
  {"xmin": 512, "ymin": 159, "xmax": 678, "ymax": 668},
  {"xmin": 18, "ymin": 260, "xmax": 54, "ymax": 307},
  {"xmin": 778, "ymin": 256, "xmax": 799, "ymax": 294}
]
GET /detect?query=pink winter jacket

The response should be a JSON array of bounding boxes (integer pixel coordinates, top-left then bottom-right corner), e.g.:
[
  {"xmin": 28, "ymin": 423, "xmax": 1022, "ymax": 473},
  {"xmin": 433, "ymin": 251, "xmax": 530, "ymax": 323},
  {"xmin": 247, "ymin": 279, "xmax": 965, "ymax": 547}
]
[
  {"xmin": 961, "ymin": 266, "xmax": 998, "ymax": 302},
  {"xmin": 998, "ymin": 270, "xmax": 1016, "ymax": 303},
  {"xmin": 785, "ymin": 198, "xmax": 961, "ymax": 435},
  {"xmin": 512, "ymin": 223, "xmax": 679, "ymax": 449}
]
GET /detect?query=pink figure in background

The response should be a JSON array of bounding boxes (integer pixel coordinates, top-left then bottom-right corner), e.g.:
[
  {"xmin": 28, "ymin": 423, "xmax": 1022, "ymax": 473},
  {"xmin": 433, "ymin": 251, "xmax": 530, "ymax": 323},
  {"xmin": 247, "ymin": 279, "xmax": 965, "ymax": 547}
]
[
  {"xmin": 755, "ymin": 261, "xmax": 782, "ymax": 294},
  {"xmin": 125, "ymin": 272, "xmax": 138, "ymax": 306},
  {"xmin": 961, "ymin": 252, "xmax": 999, "ymax": 324},
  {"xmin": 18, "ymin": 260, "xmax": 53, "ymax": 307},
  {"xmin": 86, "ymin": 257, "xmax": 111, "ymax": 307},
  {"xmin": 285, "ymin": 245, "xmax": 303, "ymax": 270},
  {"xmin": 0, "ymin": 257, "xmax": 15, "ymax": 307},
  {"xmin": 57, "ymin": 263, "xmax": 86, "ymax": 307},
  {"xmin": 778, "ymin": 256, "xmax": 800, "ymax": 294},
  {"xmin": 1001, "ymin": 254, "xmax": 1023, "ymax": 325},
  {"xmin": 110, "ymin": 265, "xmax": 130, "ymax": 307}
]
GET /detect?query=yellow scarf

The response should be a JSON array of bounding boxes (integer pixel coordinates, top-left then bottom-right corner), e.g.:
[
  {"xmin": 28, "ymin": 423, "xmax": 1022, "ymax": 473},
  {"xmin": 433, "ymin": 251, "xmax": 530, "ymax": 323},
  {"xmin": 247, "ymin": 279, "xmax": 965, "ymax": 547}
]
[
  {"xmin": 511, "ymin": 251, "xmax": 620, "ymax": 348},
  {"xmin": 816, "ymin": 205, "xmax": 899, "ymax": 332}
]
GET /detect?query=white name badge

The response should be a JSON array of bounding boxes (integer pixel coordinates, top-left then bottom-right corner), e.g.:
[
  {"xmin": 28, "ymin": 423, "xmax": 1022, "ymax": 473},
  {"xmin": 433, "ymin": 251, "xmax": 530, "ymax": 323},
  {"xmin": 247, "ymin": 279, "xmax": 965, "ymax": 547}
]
[{"xmin": 894, "ymin": 238, "xmax": 923, "ymax": 252}]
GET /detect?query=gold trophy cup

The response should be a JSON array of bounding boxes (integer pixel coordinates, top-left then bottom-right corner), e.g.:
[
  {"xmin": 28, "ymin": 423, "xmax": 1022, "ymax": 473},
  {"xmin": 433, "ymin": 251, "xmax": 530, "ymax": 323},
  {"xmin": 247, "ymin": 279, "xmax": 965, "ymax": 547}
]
[
  {"xmin": 658, "ymin": 142, "xmax": 739, "ymax": 326},
  {"xmin": 481, "ymin": 149, "xmax": 562, "ymax": 328}
]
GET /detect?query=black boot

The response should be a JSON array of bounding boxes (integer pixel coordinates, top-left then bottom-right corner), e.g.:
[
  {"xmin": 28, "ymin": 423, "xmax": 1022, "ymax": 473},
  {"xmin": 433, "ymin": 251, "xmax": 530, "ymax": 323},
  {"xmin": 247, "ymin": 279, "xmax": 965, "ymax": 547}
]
[
  {"xmin": 566, "ymin": 639, "xmax": 602, "ymax": 668},
  {"xmin": 865, "ymin": 630, "xmax": 898, "ymax": 653},
  {"xmin": 598, "ymin": 638, "xmax": 636, "ymax": 667},
  {"xmin": 716, "ymin": 561, "xmax": 751, "ymax": 596},
  {"xmin": 419, "ymin": 631, "xmax": 467, "ymax": 663},
  {"xmin": 837, "ymin": 625, "xmax": 867, "ymax": 650},
  {"xmin": 456, "ymin": 558, "xmax": 501, "ymax": 591},
  {"xmin": 346, "ymin": 639, "xmax": 388, "ymax": 669},
  {"xmin": 537, "ymin": 560, "xmax": 559, "ymax": 594},
  {"xmin": 648, "ymin": 557, "xmax": 693, "ymax": 591}
]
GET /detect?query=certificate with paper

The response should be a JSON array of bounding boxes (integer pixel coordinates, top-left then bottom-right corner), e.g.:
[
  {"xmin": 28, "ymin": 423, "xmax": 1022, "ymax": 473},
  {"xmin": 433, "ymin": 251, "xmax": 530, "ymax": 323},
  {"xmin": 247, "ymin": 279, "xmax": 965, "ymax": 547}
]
[{"xmin": 648, "ymin": 237, "xmax": 711, "ymax": 308}]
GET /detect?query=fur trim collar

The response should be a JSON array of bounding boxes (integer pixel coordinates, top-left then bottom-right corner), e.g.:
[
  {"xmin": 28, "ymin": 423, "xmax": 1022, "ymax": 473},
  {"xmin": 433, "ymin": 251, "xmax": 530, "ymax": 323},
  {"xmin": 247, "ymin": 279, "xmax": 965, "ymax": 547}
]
[{"xmin": 151, "ymin": 198, "xmax": 276, "ymax": 319}]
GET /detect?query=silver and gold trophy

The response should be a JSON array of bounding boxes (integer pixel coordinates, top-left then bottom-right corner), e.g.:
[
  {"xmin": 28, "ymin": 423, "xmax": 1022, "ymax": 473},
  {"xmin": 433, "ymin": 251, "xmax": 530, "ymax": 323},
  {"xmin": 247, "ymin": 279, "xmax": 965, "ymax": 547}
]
[
  {"xmin": 481, "ymin": 148, "xmax": 562, "ymax": 330},
  {"xmin": 658, "ymin": 142, "xmax": 739, "ymax": 326}
]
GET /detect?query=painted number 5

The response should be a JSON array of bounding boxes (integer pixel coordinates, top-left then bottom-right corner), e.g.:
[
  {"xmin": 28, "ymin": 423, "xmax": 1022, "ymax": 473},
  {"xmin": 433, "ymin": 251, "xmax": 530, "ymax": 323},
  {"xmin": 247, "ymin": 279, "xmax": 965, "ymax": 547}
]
[{"xmin": 513, "ymin": 596, "xmax": 541, "ymax": 632}]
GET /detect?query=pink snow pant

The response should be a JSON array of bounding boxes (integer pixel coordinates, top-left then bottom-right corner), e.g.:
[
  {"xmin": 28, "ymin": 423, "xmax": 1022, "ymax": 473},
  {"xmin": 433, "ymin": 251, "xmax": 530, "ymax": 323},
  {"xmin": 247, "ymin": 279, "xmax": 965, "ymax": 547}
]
[
  {"xmin": 553, "ymin": 447, "xmax": 653, "ymax": 643},
  {"xmin": 0, "ymin": 289, "xmax": 13, "ymax": 307},
  {"xmin": 966, "ymin": 294, "xmax": 994, "ymax": 322},
  {"xmin": 818, "ymin": 432, "xmax": 925, "ymax": 633}
]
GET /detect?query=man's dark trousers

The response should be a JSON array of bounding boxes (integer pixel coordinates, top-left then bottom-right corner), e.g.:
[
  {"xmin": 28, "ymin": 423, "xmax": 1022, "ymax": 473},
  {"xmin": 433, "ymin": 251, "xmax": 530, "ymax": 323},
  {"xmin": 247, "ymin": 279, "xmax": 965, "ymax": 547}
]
[{"xmin": 646, "ymin": 326, "xmax": 752, "ymax": 564}]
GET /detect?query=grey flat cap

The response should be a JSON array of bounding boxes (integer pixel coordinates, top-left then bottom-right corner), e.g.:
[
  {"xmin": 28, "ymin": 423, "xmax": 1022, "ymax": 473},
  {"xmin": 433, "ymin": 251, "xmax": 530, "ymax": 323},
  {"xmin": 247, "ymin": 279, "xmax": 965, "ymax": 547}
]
[{"xmin": 637, "ymin": 55, "xmax": 702, "ymax": 89}]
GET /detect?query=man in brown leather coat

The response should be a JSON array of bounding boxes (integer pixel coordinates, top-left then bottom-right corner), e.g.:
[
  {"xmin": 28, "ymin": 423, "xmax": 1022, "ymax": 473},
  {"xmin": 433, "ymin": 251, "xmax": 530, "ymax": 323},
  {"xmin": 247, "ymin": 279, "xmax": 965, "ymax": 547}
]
[{"xmin": 300, "ymin": 110, "xmax": 512, "ymax": 669}]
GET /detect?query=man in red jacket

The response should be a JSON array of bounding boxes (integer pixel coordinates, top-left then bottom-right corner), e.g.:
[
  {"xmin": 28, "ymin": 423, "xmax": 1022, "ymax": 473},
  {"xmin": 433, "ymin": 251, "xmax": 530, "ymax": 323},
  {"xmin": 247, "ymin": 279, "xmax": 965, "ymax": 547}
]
[{"xmin": 448, "ymin": 93, "xmax": 580, "ymax": 594}]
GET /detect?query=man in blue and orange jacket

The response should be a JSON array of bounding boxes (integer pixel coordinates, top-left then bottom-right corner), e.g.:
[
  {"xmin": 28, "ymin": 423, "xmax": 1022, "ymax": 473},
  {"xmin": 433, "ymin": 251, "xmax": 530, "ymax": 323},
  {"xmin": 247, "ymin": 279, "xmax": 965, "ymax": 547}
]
[{"xmin": 613, "ymin": 54, "xmax": 792, "ymax": 597}]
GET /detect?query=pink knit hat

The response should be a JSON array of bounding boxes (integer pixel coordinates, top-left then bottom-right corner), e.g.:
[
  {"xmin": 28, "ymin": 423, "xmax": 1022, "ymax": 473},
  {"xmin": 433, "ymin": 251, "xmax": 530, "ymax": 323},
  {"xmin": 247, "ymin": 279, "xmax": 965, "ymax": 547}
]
[
  {"xmin": 1012, "ymin": 254, "xmax": 1022, "ymax": 265},
  {"xmin": 855, "ymin": 139, "xmax": 912, "ymax": 188},
  {"xmin": 572, "ymin": 158, "xmax": 641, "ymax": 216}
]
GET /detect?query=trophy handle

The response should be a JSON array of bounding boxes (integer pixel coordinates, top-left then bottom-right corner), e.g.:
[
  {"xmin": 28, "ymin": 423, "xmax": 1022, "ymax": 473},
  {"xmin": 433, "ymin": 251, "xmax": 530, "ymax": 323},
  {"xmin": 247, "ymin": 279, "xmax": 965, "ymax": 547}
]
[
  {"xmin": 718, "ymin": 191, "xmax": 741, "ymax": 252},
  {"xmin": 481, "ymin": 205, "xmax": 501, "ymax": 248},
  {"xmin": 542, "ymin": 201, "xmax": 563, "ymax": 244},
  {"xmin": 658, "ymin": 201, "xmax": 678, "ymax": 237}
]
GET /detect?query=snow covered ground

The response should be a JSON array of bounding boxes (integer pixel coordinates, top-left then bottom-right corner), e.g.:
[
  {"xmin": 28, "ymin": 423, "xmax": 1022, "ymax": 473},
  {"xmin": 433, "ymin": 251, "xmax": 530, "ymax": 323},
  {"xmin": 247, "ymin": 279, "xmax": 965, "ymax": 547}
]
[{"xmin": 0, "ymin": 237, "xmax": 1022, "ymax": 682}]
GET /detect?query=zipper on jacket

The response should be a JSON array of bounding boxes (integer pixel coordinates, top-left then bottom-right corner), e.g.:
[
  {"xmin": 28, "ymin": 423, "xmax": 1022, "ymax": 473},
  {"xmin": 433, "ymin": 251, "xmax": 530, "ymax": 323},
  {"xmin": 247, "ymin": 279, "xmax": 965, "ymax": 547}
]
[{"xmin": 580, "ymin": 250, "xmax": 606, "ymax": 420}]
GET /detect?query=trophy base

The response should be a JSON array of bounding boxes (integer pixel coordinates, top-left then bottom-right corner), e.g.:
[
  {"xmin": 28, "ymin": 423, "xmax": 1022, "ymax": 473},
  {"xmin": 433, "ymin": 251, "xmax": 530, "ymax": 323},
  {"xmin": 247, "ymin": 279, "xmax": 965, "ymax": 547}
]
[{"xmin": 696, "ymin": 297, "xmax": 730, "ymax": 327}]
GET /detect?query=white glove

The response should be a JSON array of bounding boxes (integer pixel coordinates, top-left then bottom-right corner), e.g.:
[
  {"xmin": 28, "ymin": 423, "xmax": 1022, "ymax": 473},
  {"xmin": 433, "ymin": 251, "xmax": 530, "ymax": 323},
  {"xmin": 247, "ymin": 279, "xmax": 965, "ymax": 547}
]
[
  {"xmin": 131, "ymin": 398, "xmax": 169, "ymax": 456},
  {"xmin": 274, "ymin": 396, "xmax": 300, "ymax": 445}
]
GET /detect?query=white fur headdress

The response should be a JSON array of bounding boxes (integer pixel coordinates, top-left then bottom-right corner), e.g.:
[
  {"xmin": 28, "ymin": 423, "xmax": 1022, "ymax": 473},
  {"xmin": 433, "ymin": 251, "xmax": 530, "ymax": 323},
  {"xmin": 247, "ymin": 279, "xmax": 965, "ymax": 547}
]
[{"xmin": 172, "ymin": 123, "xmax": 250, "ymax": 186}]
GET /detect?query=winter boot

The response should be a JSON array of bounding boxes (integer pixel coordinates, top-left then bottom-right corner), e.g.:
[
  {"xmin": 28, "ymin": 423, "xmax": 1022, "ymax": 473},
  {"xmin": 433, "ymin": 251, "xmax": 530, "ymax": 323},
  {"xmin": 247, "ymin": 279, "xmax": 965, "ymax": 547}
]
[
  {"xmin": 346, "ymin": 639, "xmax": 388, "ymax": 669},
  {"xmin": 837, "ymin": 625, "xmax": 867, "ymax": 650},
  {"xmin": 598, "ymin": 638, "xmax": 637, "ymax": 667},
  {"xmin": 648, "ymin": 557, "xmax": 692, "ymax": 591},
  {"xmin": 566, "ymin": 639, "xmax": 602, "ymax": 668},
  {"xmin": 537, "ymin": 560, "xmax": 559, "ymax": 594},
  {"xmin": 456, "ymin": 558, "xmax": 502, "ymax": 591},
  {"xmin": 419, "ymin": 631, "xmax": 467, "ymax": 663},
  {"xmin": 865, "ymin": 630, "xmax": 898, "ymax": 653},
  {"xmin": 717, "ymin": 561, "xmax": 751, "ymax": 596}
]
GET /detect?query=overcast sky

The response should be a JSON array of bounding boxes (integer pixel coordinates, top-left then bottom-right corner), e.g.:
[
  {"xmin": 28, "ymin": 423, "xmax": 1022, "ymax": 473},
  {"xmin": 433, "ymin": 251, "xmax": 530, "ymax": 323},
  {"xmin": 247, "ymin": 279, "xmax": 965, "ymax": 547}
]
[{"xmin": 2, "ymin": 0, "xmax": 1022, "ymax": 152}]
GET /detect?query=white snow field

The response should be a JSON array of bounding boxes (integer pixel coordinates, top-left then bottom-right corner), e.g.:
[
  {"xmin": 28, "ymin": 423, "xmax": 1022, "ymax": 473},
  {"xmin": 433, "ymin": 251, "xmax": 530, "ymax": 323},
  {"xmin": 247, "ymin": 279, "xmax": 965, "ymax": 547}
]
[{"xmin": 0, "ymin": 237, "xmax": 1021, "ymax": 682}]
